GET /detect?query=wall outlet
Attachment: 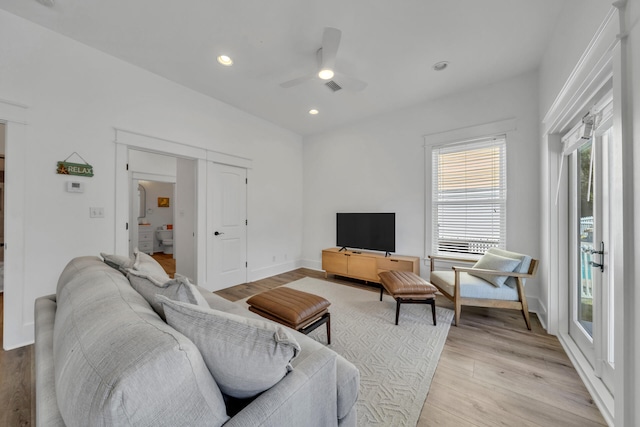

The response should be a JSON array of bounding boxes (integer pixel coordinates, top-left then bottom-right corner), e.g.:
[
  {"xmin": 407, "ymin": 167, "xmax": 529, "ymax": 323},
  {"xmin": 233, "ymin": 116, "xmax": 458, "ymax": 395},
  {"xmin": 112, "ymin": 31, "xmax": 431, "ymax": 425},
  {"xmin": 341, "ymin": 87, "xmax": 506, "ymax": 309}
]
[{"xmin": 89, "ymin": 207, "xmax": 104, "ymax": 218}]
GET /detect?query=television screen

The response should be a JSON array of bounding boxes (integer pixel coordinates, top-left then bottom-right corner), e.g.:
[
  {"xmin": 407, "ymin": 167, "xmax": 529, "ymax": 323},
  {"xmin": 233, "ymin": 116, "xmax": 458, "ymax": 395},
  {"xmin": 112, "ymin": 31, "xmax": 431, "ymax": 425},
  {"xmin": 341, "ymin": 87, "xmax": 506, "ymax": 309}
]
[{"xmin": 336, "ymin": 213, "xmax": 395, "ymax": 253}]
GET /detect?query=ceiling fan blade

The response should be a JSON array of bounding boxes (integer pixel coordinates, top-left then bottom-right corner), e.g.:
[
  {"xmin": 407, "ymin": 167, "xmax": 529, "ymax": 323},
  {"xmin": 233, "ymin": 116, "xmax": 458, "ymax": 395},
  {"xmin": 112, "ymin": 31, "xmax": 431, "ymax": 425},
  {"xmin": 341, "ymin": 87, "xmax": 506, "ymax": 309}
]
[
  {"xmin": 279, "ymin": 74, "xmax": 315, "ymax": 88},
  {"xmin": 320, "ymin": 27, "xmax": 341, "ymax": 70},
  {"xmin": 334, "ymin": 73, "xmax": 368, "ymax": 92}
]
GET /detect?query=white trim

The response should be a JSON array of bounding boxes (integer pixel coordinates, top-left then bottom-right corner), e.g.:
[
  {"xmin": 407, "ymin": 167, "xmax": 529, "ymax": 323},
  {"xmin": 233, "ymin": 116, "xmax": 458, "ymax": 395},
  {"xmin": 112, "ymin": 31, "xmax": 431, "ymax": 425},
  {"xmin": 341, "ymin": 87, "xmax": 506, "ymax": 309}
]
[
  {"xmin": 558, "ymin": 332, "xmax": 614, "ymax": 426},
  {"xmin": 423, "ymin": 118, "xmax": 517, "ymax": 147},
  {"xmin": 1, "ymin": 98, "xmax": 29, "ymax": 350},
  {"xmin": 0, "ymin": 98, "xmax": 29, "ymax": 124},
  {"xmin": 133, "ymin": 172, "xmax": 177, "ymax": 184},
  {"xmin": 542, "ymin": 8, "xmax": 617, "ymax": 130},
  {"xmin": 114, "ymin": 128, "xmax": 252, "ymax": 169}
]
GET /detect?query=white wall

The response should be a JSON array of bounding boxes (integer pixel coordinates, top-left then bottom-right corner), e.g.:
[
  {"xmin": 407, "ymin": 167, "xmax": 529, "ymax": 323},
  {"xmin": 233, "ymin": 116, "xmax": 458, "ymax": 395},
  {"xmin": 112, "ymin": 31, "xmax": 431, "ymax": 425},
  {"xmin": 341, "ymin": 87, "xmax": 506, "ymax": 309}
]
[
  {"xmin": 302, "ymin": 71, "xmax": 542, "ymax": 310},
  {"xmin": 0, "ymin": 10, "xmax": 303, "ymax": 349}
]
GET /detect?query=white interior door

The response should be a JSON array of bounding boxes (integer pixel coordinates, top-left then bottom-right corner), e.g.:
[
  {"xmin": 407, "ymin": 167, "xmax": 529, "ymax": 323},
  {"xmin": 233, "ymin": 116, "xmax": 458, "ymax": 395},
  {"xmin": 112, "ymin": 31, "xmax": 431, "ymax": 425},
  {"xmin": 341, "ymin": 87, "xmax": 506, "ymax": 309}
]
[{"xmin": 207, "ymin": 162, "xmax": 247, "ymax": 291}]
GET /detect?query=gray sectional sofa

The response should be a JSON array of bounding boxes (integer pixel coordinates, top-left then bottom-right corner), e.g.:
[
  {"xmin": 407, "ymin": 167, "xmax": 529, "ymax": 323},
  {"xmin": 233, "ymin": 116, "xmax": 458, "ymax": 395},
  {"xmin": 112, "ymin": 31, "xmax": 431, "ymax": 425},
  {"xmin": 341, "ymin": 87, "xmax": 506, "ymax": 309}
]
[{"xmin": 34, "ymin": 255, "xmax": 359, "ymax": 426}]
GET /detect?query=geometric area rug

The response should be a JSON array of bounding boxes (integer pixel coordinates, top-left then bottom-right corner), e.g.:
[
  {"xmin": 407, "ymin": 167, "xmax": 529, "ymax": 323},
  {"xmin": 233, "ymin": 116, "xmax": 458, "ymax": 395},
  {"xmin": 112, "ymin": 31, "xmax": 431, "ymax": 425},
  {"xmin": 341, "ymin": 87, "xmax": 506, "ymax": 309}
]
[{"xmin": 238, "ymin": 277, "xmax": 453, "ymax": 426}]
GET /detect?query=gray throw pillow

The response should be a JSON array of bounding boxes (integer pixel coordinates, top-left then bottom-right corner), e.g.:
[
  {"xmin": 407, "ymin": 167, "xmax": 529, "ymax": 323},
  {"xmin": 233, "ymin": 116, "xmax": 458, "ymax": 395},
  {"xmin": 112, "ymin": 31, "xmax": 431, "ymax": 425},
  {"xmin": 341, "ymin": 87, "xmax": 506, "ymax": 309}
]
[
  {"xmin": 100, "ymin": 253, "xmax": 134, "ymax": 272},
  {"xmin": 132, "ymin": 247, "xmax": 170, "ymax": 279},
  {"xmin": 128, "ymin": 272, "xmax": 208, "ymax": 320},
  {"xmin": 159, "ymin": 296, "xmax": 301, "ymax": 399},
  {"xmin": 468, "ymin": 252, "xmax": 522, "ymax": 287}
]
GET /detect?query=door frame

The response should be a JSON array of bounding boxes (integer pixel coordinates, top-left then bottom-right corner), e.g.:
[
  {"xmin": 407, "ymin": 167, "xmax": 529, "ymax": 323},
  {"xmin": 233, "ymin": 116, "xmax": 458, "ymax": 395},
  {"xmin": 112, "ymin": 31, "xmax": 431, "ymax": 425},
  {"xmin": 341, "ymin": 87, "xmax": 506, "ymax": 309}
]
[
  {"xmin": 113, "ymin": 128, "xmax": 251, "ymax": 288},
  {"xmin": 0, "ymin": 98, "xmax": 29, "ymax": 350}
]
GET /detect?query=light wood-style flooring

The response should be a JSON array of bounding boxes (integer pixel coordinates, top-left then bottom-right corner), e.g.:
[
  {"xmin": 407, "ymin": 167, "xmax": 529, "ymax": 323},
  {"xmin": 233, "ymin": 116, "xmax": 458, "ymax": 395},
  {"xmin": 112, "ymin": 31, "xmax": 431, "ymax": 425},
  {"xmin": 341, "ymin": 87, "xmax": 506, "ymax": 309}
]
[{"xmin": 0, "ymin": 268, "xmax": 606, "ymax": 426}]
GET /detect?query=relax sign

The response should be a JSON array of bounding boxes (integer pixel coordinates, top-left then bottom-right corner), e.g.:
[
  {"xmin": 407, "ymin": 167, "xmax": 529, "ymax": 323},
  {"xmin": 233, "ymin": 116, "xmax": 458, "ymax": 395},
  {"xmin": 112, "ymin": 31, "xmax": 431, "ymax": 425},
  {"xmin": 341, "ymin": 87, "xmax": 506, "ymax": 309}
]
[{"xmin": 56, "ymin": 161, "xmax": 94, "ymax": 177}]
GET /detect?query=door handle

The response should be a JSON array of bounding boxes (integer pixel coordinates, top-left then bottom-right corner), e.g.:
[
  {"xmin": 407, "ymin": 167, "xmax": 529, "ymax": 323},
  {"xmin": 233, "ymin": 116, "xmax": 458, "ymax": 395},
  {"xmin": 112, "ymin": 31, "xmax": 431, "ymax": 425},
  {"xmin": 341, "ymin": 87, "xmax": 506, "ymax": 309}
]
[
  {"xmin": 589, "ymin": 241, "xmax": 604, "ymax": 272},
  {"xmin": 214, "ymin": 231, "xmax": 224, "ymax": 236}
]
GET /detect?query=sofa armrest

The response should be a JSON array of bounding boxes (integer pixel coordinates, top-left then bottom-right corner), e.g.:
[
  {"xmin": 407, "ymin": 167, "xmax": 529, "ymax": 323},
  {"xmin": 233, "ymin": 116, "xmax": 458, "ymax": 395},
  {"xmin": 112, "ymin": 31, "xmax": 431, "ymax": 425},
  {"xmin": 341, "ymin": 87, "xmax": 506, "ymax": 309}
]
[
  {"xmin": 225, "ymin": 349, "xmax": 338, "ymax": 427},
  {"xmin": 34, "ymin": 295, "xmax": 66, "ymax": 427}
]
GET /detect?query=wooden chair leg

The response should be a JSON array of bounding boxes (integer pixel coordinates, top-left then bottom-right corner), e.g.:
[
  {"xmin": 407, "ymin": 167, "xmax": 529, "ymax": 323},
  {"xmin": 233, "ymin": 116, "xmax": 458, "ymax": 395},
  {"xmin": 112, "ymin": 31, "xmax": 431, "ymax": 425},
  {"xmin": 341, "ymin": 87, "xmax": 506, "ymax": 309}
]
[{"xmin": 517, "ymin": 279, "xmax": 532, "ymax": 330}]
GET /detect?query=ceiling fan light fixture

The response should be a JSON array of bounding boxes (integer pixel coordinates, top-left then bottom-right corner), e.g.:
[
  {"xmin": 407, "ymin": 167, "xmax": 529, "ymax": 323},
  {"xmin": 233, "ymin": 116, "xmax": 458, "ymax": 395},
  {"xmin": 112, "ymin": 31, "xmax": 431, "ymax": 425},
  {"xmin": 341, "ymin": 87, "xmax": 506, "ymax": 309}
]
[
  {"xmin": 217, "ymin": 55, "xmax": 233, "ymax": 66},
  {"xmin": 309, "ymin": 109, "xmax": 319, "ymax": 115},
  {"xmin": 318, "ymin": 69, "xmax": 334, "ymax": 80}
]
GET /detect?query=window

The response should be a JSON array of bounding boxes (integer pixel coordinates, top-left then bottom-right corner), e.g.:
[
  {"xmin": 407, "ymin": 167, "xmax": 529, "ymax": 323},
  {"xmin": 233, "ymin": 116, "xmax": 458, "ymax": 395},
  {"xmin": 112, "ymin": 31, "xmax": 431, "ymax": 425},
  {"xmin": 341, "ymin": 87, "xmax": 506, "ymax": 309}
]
[{"xmin": 432, "ymin": 135, "xmax": 507, "ymax": 256}]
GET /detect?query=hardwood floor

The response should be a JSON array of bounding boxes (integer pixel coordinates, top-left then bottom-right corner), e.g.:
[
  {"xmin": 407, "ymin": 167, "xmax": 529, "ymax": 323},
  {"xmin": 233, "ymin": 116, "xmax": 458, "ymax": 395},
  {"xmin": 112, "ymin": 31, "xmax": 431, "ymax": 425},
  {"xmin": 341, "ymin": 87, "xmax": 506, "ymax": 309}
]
[
  {"xmin": 0, "ymin": 269, "xmax": 606, "ymax": 426},
  {"xmin": 0, "ymin": 292, "xmax": 35, "ymax": 427}
]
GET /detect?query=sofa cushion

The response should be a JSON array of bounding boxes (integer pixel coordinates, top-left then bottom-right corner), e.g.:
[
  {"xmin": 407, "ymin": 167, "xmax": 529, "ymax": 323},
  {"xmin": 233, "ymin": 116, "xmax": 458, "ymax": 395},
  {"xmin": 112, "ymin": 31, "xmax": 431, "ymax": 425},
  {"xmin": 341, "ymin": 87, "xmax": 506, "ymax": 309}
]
[
  {"xmin": 100, "ymin": 252, "xmax": 134, "ymax": 272},
  {"xmin": 159, "ymin": 296, "xmax": 301, "ymax": 399},
  {"xmin": 430, "ymin": 270, "xmax": 519, "ymax": 300},
  {"xmin": 132, "ymin": 247, "xmax": 170, "ymax": 278},
  {"xmin": 53, "ymin": 257, "xmax": 229, "ymax": 427},
  {"xmin": 468, "ymin": 251, "xmax": 522, "ymax": 287},
  {"xmin": 128, "ymin": 271, "xmax": 208, "ymax": 320}
]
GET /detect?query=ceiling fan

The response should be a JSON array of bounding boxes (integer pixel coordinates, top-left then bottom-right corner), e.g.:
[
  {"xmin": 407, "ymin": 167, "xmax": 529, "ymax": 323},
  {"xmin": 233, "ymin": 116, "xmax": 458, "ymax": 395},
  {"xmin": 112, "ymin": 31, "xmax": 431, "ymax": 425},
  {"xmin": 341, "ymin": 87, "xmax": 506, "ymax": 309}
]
[{"xmin": 280, "ymin": 27, "xmax": 368, "ymax": 92}]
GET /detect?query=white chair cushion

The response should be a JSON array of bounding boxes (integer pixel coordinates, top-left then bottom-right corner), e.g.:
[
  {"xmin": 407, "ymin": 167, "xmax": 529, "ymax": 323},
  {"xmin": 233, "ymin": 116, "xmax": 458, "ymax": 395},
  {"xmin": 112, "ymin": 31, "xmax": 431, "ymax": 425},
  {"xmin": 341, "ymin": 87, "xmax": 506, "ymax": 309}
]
[{"xmin": 430, "ymin": 271, "xmax": 519, "ymax": 301}]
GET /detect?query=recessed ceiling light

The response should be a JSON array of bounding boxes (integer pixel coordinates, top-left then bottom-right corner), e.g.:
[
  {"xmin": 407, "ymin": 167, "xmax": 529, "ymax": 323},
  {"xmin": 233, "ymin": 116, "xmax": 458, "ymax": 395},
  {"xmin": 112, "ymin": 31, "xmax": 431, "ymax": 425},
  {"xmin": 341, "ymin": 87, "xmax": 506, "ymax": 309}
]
[
  {"xmin": 318, "ymin": 69, "xmax": 334, "ymax": 80},
  {"xmin": 433, "ymin": 61, "xmax": 449, "ymax": 71},
  {"xmin": 217, "ymin": 55, "xmax": 233, "ymax": 66},
  {"xmin": 309, "ymin": 109, "xmax": 319, "ymax": 115}
]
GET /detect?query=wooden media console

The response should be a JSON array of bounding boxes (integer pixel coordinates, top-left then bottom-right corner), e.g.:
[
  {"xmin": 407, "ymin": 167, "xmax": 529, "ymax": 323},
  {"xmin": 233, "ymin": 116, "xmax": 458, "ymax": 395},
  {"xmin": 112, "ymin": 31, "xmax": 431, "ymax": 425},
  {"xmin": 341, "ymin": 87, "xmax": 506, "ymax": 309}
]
[{"xmin": 321, "ymin": 247, "xmax": 420, "ymax": 283}]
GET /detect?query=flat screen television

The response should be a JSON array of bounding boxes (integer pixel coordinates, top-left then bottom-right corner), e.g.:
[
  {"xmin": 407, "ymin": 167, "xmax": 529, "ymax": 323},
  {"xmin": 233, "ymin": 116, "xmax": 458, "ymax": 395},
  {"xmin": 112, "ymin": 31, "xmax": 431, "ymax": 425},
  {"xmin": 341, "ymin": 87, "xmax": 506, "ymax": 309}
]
[{"xmin": 336, "ymin": 213, "xmax": 395, "ymax": 254}]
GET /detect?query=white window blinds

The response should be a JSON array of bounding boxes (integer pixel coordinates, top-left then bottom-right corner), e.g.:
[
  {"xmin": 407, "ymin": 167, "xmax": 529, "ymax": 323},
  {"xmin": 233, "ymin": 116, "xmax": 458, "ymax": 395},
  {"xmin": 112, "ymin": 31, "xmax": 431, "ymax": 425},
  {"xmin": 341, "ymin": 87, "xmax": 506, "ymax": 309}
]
[{"xmin": 432, "ymin": 135, "xmax": 507, "ymax": 256}]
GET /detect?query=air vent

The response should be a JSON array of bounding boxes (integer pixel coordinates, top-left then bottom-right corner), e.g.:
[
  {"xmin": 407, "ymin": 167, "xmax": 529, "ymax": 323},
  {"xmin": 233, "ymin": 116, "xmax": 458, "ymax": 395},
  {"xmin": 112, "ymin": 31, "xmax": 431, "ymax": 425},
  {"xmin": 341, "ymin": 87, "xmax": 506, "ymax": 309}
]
[{"xmin": 325, "ymin": 80, "xmax": 342, "ymax": 92}]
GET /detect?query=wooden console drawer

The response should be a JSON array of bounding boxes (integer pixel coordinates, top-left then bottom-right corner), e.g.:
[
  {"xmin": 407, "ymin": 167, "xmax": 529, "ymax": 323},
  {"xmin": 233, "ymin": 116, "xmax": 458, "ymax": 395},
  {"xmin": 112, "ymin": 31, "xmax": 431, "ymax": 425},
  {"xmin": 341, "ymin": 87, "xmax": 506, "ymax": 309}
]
[
  {"xmin": 347, "ymin": 255, "xmax": 378, "ymax": 281},
  {"xmin": 377, "ymin": 257, "xmax": 414, "ymax": 273}
]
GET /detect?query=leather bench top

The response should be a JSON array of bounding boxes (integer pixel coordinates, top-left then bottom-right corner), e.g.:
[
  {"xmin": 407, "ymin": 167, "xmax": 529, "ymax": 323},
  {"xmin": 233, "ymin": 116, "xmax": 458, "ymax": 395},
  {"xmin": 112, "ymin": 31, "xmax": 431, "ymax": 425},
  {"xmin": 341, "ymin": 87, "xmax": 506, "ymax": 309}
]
[
  {"xmin": 379, "ymin": 270, "xmax": 437, "ymax": 296},
  {"xmin": 247, "ymin": 287, "xmax": 331, "ymax": 326}
]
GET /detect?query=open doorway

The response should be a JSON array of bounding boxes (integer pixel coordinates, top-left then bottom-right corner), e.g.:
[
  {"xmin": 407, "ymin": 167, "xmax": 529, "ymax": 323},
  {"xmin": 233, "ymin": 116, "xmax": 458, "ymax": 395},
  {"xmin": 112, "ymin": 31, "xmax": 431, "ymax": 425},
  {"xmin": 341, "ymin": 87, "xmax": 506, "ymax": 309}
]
[
  {"xmin": 135, "ymin": 179, "xmax": 176, "ymax": 276},
  {"xmin": 128, "ymin": 149, "xmax": 197, "ymax": 281}
]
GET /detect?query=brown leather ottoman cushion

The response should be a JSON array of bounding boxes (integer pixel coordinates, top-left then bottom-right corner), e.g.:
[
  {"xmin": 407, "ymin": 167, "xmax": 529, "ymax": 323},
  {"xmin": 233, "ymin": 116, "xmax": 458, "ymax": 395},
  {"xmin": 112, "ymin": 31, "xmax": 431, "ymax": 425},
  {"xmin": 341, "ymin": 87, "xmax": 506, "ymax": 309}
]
[
  {"xmin": 379, "ymin": 270, "xmax": 437, "ymax": 297},
  {"xmin": 247, "ymin": 287, "xmax": 331, "ymax": 329}
]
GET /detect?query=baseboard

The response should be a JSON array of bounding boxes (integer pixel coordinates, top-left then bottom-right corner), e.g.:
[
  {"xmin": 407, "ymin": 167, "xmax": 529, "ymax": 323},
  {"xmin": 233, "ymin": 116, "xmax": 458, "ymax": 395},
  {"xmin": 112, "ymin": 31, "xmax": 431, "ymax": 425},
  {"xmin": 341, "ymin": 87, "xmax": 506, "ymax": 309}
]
[
  {"xmin": 301, "ymin": 258, "xmax": 323, "ymax": 271},
  {"xmin": 558, "ymin": 332, "xmax": 614, "ymax": 426},
  {"xmin": 249, "ymin": 260, "xmax": 302, "ymax": 283},
  {"xmin": 3, "ymin": 322, "xmax": 35, "ymax": 351},
  {"xmin": 526, "ymin": 295, "xmax": 548, "ymax": 331}
]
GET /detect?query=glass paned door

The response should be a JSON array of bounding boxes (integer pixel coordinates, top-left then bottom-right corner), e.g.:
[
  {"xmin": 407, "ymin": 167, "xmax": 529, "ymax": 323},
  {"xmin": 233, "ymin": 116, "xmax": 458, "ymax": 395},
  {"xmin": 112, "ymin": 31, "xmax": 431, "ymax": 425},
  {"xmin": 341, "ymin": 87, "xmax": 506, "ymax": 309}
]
[{"xmin": 569, "ymin": 128, "xmax": 614, "ymax": 393}]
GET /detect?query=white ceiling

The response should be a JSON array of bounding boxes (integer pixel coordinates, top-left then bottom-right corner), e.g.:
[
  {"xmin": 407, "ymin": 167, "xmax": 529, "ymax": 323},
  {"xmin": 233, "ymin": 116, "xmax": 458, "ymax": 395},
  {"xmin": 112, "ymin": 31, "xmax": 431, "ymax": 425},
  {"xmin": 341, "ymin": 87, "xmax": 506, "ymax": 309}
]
[{"xmin": 0, "ymin": 0, "xmax": 566, "ymax": 136}]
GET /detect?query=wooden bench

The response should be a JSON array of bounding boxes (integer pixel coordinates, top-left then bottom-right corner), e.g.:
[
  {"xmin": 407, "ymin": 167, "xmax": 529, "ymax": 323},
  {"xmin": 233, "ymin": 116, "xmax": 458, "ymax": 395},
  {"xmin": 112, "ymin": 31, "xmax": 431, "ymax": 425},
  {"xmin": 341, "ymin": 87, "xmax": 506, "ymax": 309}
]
[{"xmin": 378, "ymin": 270, "xmax": 438, "ymax": 325}]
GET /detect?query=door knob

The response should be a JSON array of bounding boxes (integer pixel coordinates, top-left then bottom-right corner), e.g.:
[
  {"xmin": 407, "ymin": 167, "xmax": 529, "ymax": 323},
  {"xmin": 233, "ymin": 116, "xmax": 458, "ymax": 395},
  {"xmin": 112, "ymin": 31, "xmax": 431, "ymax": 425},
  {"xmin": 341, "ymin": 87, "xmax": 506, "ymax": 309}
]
[{"xmin": 214, "ymin": 231, "xmax": 224, "ymax": 236}]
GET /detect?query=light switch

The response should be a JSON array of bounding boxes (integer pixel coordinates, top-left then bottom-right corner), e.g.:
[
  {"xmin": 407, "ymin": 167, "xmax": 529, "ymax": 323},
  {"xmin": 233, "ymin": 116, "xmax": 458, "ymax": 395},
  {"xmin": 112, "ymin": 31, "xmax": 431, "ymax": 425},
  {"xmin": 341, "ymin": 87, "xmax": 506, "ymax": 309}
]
[{"xmin": 90, "ymin": 207, "xmax": 104, "ymax": 218}]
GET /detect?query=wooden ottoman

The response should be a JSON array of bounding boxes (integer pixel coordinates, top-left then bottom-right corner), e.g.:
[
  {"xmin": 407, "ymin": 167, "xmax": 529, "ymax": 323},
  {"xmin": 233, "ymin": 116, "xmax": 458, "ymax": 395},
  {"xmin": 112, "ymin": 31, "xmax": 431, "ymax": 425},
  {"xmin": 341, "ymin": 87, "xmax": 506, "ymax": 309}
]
[
  {"xmin": 247, "ymin": 287, "xmax": 331, "ymax": 344},
  {"xmin": 378, "ymin": 270, "xmax": 438, "ymax": 325}
]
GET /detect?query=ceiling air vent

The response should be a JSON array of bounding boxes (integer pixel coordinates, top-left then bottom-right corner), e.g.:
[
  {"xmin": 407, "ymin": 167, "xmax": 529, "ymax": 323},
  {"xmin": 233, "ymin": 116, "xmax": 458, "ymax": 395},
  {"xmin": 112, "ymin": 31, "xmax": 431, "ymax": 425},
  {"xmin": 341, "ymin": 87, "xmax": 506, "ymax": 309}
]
[{"xmin": 325, "ymin": 80, "xmax": 342, "ymax": 92}]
